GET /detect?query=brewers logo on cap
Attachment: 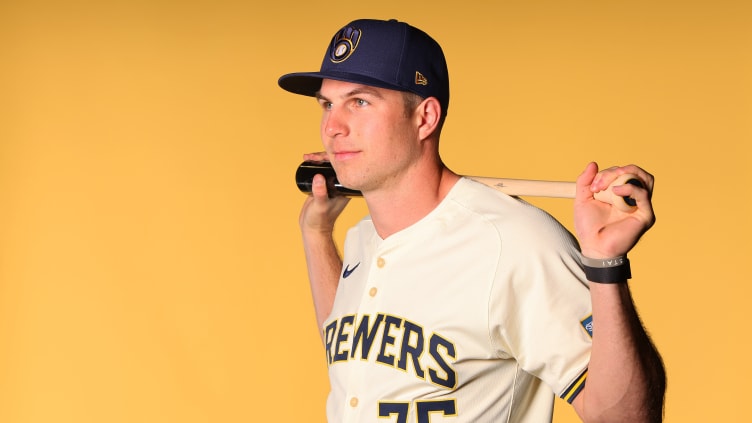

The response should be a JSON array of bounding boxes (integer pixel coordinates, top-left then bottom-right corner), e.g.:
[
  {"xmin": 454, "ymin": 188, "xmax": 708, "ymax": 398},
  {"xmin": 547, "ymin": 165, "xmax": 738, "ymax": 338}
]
[{"xmin": 330, "ymin": 26, "xmax": 361, "ymax": 63}]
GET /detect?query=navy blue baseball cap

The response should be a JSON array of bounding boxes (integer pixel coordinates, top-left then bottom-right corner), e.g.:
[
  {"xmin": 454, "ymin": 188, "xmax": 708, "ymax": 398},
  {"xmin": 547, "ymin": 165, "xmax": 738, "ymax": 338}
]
[{"xmin": 278, "ymin": 19, "xmax": 450, "ymax": 115}]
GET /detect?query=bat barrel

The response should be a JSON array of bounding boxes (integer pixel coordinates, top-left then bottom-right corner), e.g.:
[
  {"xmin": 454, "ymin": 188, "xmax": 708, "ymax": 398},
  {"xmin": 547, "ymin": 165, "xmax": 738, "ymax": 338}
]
[{"xmin": 295, "ymin": 161, "xmax": 362, "ymax": 196}]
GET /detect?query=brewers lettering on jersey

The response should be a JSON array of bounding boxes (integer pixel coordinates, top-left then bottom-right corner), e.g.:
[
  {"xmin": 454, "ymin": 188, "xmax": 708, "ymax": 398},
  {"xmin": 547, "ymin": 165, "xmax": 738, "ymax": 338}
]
[{"xmin": 324, "ymin": 313, "xmax": 458, "ymax": 388}]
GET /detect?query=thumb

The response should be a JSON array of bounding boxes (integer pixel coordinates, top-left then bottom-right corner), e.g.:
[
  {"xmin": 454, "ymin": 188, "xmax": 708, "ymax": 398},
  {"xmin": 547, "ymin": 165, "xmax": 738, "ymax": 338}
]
[
  {"xmin": 575, "ymin": 162, "xmax": 599, "ymax": 201},
  {"xmin": 311, "ymin": 173, "xmax": 330, "ymax": 199}
]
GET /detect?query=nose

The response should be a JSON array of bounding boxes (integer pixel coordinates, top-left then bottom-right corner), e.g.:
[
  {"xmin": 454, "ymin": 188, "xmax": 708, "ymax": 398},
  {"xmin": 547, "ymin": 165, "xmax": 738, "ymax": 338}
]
[{"xmin": 322, "ymin": 107, "xmax": 347, "ymax": 138}]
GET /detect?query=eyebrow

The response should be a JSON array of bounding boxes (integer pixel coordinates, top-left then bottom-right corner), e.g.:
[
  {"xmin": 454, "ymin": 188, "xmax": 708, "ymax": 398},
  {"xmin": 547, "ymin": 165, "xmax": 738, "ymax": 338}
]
[{"xmin": 315, "ymin": 85, "xmax": 386, "ymax": 103}]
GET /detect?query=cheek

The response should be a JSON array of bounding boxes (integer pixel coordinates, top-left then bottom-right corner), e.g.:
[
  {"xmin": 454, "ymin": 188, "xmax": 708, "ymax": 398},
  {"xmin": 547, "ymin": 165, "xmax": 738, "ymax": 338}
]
[{"xmin": 384, "ymin": 119, "xmax": 418, "ymax": 150}]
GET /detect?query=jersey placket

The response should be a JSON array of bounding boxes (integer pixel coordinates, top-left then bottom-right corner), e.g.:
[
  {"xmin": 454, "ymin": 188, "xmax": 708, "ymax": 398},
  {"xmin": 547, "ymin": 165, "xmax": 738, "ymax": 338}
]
[{"xmin": 340, "ymin": 237, "xmax": 394, "ymax": 421}]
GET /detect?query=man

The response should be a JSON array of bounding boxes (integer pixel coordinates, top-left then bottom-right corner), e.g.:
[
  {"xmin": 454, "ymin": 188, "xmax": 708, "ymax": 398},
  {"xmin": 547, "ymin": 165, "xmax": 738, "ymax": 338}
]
[{"xmin": 278, "ymin": 18, "xmax": 666, "ymax": 423}]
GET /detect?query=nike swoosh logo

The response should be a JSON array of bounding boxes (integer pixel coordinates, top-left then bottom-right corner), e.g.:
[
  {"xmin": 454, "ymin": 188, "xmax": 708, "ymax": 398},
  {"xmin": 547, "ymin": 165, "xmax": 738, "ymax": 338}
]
[{"xmin": 342, "ymin": 262, "xmax": 360, "ymax": 278}]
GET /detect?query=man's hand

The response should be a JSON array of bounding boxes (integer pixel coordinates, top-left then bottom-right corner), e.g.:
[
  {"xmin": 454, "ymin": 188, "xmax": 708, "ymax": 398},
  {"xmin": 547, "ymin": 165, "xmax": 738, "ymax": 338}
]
[
  {"xmin": 299, "ymin": 153, "xmax": 350, "ymax": 234},
  {"xmin": 574, "ymin": 162, "xmax": 656, "ymax": 259},
  {"xmin": 299, "ymin": 173, "xmax": 350, "ymax": 234}
]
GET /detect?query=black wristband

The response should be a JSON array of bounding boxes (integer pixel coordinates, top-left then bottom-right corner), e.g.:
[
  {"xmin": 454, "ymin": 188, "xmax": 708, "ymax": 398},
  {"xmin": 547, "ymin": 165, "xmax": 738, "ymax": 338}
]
[{"xmin": 583, "ymin": 258, "xmax": 631, "ymax": 284}]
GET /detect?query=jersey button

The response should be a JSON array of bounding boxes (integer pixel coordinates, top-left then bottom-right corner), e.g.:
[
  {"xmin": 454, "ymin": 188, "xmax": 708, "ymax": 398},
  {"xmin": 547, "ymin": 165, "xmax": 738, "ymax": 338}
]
[
  {"xmin": 376, "ymin": 257, "xmax": 386, "ymax": 268},
  {"xmin": 369, "ymin": 287, "xmax": 378, "ymax": 297},
  {"xmin": 350, "ymin": 397, "xmax": 359, "ymax": 407}
]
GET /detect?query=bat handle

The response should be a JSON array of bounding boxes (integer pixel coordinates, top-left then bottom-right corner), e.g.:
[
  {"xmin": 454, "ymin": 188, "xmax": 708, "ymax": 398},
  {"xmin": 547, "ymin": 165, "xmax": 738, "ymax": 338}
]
[{"xmin": 593, "ymin": 173, "xmax": 644, "ymax": 212}]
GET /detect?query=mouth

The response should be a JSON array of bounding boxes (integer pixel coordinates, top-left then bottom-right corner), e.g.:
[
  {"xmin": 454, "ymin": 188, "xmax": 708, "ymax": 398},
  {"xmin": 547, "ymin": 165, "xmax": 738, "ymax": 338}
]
[{"xmin": 332, "ymin": 151, "xmax": 360, "ymax": 162}]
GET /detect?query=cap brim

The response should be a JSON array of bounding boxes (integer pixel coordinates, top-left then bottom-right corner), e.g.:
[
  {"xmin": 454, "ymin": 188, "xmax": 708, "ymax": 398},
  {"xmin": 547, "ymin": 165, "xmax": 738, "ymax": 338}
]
[{"xmin": 278, "ymin": 71, "xmax": 409, "ymax": 98}]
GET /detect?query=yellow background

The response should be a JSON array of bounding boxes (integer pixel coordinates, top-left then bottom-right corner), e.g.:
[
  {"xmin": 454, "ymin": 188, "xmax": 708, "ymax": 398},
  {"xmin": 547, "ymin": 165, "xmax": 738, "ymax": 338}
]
[{"xmin": 1, "ymin": 0, "xmax": 750, "ymax": 421}]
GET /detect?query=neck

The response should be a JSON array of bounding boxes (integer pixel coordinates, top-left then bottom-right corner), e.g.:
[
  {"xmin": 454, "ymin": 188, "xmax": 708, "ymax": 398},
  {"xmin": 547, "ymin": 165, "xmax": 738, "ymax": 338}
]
[{"xmin": 363, "ymin": 163, "xmax": 460, "ymax": 239}]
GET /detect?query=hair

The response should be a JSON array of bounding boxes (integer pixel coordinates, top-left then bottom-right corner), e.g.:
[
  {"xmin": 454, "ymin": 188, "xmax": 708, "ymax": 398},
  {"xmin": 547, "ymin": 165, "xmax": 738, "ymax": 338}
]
[{"xmin": 401, "ymin": 92, "xmax": 422, "ymax": 116}]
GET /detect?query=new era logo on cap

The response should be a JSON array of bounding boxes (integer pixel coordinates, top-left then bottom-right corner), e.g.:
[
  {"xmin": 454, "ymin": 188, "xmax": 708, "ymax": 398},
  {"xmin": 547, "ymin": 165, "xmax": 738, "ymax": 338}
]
[
  {"xmin": 278, "ymin": 18, "xmax": 450, "ymax": 115},
  {"xmin": 415, "ymin": 71, "xmax": 428, "ymax": 86}
]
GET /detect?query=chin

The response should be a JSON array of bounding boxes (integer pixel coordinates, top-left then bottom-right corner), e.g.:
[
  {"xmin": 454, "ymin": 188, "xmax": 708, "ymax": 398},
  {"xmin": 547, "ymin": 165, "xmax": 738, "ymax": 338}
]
[{"xmin": 336, "ymin": 174, "xmax": 365, "ymax": 192}]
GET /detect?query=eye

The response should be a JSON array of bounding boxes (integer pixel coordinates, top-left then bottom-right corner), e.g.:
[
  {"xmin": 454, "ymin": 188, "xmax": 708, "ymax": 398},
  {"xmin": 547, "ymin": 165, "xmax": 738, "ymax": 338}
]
[
  {"xmin": 318, "ymin": 99, "xmax": 333, "ymax": 110},
  {"xmin": 355, "ymin": 98, "xmax": 369, "ymax": 107}
]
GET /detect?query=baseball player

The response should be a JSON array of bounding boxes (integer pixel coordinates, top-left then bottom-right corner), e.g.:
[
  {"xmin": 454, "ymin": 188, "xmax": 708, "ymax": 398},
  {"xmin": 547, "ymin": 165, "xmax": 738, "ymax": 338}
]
[{"xmin": 278, "ymin": 18, "xmax": 666, "ymax": 422}]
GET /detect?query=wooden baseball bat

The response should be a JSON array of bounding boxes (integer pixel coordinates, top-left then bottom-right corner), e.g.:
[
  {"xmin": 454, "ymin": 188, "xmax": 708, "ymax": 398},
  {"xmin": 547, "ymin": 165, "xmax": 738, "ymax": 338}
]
[{"xmin": 295, "ymin": 161, "xmax": 641, "ymax": 211}]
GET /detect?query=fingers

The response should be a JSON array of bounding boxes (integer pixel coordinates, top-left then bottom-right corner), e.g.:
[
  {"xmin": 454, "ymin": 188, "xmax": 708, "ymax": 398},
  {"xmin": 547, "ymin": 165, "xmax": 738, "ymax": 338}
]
[
  {"xmin": 612, "ymin": 181, "xmax": 656, "ymax": 229},
  {"xmin": 299, "ymin": 173, "xmax": 350, "ymax": 234},
  {"xmin": 303, "ymin": 151, "xmax": 330, "ymax": 162},
  {"xmin": 590, "ymin": 164, "xmax": 655, "ymax": 197},
  {"xmin": 577, "ymin": 161, "xmax": 656, "ymax": 224},
  {"xmin": 580, "ymin": 162, "xmax": 655, "ymax": 210}
]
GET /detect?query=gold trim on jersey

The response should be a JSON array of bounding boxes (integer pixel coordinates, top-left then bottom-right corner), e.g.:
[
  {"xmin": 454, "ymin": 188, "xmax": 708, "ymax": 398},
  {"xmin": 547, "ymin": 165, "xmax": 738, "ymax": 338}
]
[{"xmin": 561, "ymin": 369, "xmax": 588, "ymax": 404}]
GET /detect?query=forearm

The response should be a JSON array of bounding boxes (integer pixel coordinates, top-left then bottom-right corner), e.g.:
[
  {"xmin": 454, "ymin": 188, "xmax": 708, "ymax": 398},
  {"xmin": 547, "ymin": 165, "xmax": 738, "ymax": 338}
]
[
  {"xmin": 575, "ymin": 283, "xmax": 666, "ymax": 422},
  {"xmin": 301, "ymin": 229, "xmax": 343, "ymax": 339}
]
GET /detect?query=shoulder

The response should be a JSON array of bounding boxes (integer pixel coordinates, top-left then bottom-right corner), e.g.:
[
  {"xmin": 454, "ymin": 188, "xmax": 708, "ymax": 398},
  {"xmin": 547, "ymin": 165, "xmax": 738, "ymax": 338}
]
[
  {"xmin": 447, "ymin": 178, "xmax": 580, "ymax": 252},
  {"xmin": 450, "ymin": 178, "xmax": 566, "ymax": 226}
]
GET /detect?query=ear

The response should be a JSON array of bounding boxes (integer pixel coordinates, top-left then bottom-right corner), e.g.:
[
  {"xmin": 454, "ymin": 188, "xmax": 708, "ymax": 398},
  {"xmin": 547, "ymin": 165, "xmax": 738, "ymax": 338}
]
[{"xmin": 415, "ymin": 96, "xmax": 442, "ymax": 140}]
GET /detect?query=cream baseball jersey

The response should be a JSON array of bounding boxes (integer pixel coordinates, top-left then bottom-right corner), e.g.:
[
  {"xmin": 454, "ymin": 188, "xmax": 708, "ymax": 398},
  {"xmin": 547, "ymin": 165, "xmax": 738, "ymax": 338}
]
[{"xmin": 322, "ymin": 178, "xmax": 593, "ymax": 423}]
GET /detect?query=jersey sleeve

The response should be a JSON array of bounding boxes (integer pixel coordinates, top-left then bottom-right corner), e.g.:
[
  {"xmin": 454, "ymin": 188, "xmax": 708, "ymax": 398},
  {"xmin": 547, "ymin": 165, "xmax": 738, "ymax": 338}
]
[{"xmin": 487, "ymin": 204, "xmax": 593, "ymax": 401}]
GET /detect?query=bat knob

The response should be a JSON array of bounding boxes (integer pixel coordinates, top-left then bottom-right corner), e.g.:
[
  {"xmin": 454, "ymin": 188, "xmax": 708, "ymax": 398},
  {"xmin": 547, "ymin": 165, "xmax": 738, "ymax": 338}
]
[
  {"xmin": 295, "ymin": 161, "xmax": 362, "ymax": 197},
  {"xmin": 621, "ymin": 178, "xmax": 644, "ymax": 207}
]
